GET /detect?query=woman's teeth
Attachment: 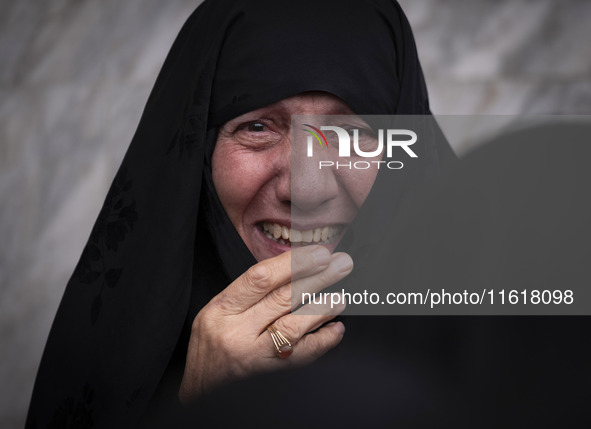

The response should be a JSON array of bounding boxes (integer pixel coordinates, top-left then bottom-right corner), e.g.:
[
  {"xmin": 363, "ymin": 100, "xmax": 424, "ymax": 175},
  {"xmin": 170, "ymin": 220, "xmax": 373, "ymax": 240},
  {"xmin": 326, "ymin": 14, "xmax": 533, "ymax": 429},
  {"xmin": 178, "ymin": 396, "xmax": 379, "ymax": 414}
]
[{"xmin": 261, "ymin": 222, "xmax": 341, "ymax": 245}]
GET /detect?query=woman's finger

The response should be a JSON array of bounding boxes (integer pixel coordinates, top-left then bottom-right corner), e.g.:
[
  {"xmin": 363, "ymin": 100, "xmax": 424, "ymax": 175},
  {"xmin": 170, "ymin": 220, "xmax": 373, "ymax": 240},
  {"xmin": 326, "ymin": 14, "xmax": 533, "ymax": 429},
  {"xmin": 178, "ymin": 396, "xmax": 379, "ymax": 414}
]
[
  {"xmin": 246, "ymin": 252, "xmax": 353, "ymax": 326},
  {"xmin": 270, "ymin": 302, "xmax": 346, "ymax": 343},
  {"xmin": 257, "ymin": 297, "xmax": 346, "ymax": 359},
  {"xmin": 290, "ymin": 252, "xmax": 353, "ymax": 309},
  {"xmin": 213, "ymin": 245, "xmax": 331, "ymax": 314},
  {"xmin": 289, "ymin": 321, "xmax": 346, "ymax": 364}
]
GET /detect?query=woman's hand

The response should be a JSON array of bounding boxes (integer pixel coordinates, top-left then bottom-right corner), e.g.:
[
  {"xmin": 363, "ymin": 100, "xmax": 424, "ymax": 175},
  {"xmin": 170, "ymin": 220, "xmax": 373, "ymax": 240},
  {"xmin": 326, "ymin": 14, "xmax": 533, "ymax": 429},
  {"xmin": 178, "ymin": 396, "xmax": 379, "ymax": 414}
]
[{"xmin": 179, "ymin": 245, "xmax": 353, "ymax": 403}]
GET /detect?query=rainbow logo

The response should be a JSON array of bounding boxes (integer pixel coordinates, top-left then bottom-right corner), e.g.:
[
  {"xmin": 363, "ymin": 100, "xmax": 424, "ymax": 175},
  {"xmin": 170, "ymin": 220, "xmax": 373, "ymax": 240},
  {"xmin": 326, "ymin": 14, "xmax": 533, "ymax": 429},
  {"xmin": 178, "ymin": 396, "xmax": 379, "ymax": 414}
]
[{"xmin": 303, "ymin": 124, "xmax": 328, "ymax": 148}]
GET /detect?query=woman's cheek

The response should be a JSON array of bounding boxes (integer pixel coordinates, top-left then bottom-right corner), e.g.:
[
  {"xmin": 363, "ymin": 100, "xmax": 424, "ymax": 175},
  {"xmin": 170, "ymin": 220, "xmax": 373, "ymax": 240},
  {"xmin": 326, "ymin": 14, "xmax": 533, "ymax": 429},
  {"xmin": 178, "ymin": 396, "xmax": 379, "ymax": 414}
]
[
  {"xmin": 335, "ymin": 163, "xmax": 380, "ymax": 208},
  {"xmin": 213, "ymin": 145, "xmax": 275, "ymax": 222}
]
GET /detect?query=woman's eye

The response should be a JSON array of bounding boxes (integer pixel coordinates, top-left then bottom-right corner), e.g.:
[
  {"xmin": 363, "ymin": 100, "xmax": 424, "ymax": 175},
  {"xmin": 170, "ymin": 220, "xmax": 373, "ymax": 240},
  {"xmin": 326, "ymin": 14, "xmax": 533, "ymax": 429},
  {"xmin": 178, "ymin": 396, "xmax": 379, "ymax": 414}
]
[
  {"xmin": 231, "ymin": 120, "xmax": 281, "ymax": 149},
  {"xmin": 247, "ymin": 122, "xmax": 267, "ymax": 132}
]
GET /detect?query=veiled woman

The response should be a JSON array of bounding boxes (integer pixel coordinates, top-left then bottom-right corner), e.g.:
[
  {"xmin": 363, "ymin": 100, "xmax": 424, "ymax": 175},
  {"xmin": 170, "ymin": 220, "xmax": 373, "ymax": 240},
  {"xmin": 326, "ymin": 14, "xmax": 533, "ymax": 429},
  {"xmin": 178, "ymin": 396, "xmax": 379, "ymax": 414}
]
[{"xmin": 27, "ymin": 1, "xmax": 458, "ymax": 427}]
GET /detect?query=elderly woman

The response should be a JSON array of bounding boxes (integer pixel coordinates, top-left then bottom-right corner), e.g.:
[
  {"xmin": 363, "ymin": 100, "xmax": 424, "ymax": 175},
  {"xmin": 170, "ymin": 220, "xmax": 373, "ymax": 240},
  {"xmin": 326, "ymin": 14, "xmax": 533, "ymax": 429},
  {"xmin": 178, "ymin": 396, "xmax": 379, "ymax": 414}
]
[{"xmin": 26, "ymin": 0, "xmax": 454, "ymax": 427}]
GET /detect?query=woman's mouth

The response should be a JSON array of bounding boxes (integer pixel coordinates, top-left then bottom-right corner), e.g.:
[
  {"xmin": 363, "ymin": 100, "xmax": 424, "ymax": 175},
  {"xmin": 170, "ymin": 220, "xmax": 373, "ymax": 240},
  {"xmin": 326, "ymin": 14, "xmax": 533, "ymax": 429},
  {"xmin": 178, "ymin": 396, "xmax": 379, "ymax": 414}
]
[{"xmin": 260, "ymin": 222, "xmax": 344, "ymax": 246}]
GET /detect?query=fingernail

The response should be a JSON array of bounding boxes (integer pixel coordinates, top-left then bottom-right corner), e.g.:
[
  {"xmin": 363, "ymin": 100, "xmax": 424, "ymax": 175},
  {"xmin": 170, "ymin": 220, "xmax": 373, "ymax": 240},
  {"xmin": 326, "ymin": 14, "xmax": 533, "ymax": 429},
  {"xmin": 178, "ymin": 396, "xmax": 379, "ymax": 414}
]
[
  {"xmin": 331, "ymin": 253, "xmax": 353, "ymax": 274},
  {"xmin": 311, "ymin": 246, "xmax": 330, "ymax": 265}
]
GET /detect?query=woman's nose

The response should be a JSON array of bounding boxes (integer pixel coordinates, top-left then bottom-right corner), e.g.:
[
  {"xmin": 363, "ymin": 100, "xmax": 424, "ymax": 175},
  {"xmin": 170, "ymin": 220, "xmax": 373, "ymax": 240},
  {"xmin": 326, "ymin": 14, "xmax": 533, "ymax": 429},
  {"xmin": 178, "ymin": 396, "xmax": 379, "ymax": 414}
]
[{"xmin": 276, "ymin": 134, "xmax": 339, "ymax": 213}]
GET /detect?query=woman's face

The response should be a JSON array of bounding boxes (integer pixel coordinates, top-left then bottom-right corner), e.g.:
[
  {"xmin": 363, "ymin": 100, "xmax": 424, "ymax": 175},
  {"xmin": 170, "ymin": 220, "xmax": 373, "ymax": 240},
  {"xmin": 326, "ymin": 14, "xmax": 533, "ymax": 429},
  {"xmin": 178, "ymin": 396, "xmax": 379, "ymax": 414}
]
[{"xmin": 213, "ymin": 92, "xmax": 380, "ymax": 261}]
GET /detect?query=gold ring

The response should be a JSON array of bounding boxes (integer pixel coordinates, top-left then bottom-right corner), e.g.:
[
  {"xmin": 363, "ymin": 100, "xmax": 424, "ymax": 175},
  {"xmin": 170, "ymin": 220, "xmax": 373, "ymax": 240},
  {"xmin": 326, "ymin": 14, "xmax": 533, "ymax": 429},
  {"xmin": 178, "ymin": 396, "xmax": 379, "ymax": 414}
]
[{"xmin": 267, "ymin": 324, "xmax": 293, "ymax": 359}]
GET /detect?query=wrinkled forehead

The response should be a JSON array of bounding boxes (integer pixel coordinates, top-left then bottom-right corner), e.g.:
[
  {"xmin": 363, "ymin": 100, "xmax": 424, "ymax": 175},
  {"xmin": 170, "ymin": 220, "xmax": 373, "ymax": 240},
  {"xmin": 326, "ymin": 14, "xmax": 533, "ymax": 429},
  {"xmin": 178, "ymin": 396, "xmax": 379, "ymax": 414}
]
[{"xmin": 210, "ymin": 0, "xmax": 402, "ymax": 126}]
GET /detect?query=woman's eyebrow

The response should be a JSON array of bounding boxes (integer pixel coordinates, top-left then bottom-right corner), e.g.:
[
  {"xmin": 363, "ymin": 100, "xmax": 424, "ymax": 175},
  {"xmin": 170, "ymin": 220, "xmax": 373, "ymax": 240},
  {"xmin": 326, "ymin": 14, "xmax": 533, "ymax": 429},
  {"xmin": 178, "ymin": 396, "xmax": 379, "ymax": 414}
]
[
  {"xmin": 231, "ymin": 107, "xmax": 284, "ymax": 121},
  {"xmin": 243, "ymin": 109, "xmax": 293, "ymax": 127}
]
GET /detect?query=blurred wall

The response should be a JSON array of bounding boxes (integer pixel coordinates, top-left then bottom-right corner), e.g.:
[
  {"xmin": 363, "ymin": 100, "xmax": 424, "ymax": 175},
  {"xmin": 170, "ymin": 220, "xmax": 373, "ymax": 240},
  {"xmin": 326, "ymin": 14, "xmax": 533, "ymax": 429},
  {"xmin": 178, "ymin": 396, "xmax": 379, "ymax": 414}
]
[{"xmin": 1, "ymin": 1, "xmax": 590, "ymax": 427}]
